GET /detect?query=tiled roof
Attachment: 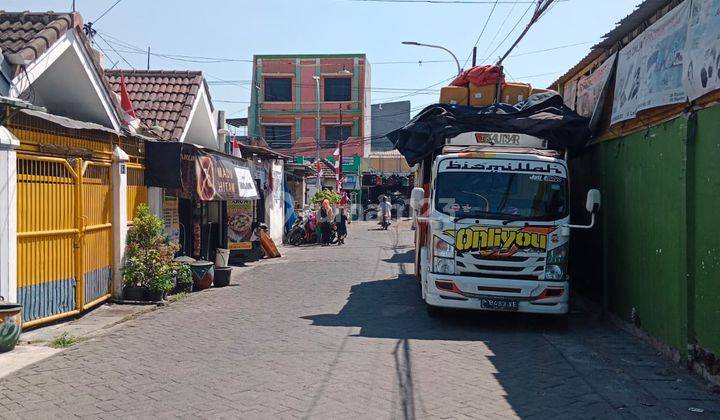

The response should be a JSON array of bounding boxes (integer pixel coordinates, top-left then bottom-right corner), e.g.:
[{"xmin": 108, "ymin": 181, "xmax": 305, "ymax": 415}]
[
  {"xmin": 105, "ymin": 70, "xmax": 210, "ymax": 141},
  {"xmin": 0, "ymin": 11, "xmax": 125, "ymax": 127},
  {"xmin": 0, "ymin": 11, "xmax": 77, "ymax": 71}
]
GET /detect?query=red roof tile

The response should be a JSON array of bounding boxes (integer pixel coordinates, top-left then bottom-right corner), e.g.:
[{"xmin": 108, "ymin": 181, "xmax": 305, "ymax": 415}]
[
  {"xmin": 0, "ymin": 11, "xmax": 77, "ymax": 68},
  {"xmin": 0, "ymin": 11, "xmax": 125, "ymax": 127},
  {"xmin": 105, "ymin": 69, "xmax": 212, "ymax": 141}
]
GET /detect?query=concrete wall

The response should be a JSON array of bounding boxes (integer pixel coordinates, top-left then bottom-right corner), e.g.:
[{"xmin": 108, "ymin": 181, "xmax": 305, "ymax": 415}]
[
  {"xmin": 370, "ymin": 101, "xmax": 410, "ymax": 152},
  {"xmin": 569, "ymin": 105, "xmax": 720, "ymax": 361}
]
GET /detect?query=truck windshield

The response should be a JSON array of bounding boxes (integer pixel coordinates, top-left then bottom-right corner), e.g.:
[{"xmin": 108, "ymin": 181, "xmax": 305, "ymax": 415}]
[{"xmin": 434, "ymin": 171, "xmax": 568, "ymax": 221}]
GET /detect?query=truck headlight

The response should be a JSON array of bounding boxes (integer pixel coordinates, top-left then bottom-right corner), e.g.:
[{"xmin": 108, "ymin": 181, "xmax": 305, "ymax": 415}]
[
  {"xmin": 433, "ymin": 236, "xmax": 455, "ymax": 258},
  {"xmin": 547, "ymin": 244, "xmax": 568, "ymax": 264},
  {"xmin": 433, "ymin": 257, "xmax": 455, "ymax": 274},
  {"xmin": 544, "ymin": 264, "xmax": 564, "ymax": 281}
]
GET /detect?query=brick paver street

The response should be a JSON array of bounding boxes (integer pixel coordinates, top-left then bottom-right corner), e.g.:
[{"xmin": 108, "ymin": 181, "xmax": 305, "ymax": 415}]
[{"xmin": 1, "ymin": 221, "xmax": 719, "ymax": 419}]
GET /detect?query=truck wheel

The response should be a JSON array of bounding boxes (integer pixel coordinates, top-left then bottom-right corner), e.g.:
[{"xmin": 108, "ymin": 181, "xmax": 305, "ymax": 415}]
[{"xmin": 426, "ymin": 303, "xmax": 444, "ymax": 318}]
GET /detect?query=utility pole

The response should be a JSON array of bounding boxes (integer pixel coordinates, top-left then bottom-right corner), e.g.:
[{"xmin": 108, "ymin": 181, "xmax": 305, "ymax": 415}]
[
  {"xmin": 338, "ymin": 105, "xmax": 343, "ymax": 193},
  {"xmin": 472, "ymin": 46, "xmax": 477, "ymax": 67},
  {"xmin": 147, "ymin": 47, "xmax": 150, "ymax": 70},
  {"xmin": 313, "ymin": 75, "xmax": 321, "ymax": 189}
]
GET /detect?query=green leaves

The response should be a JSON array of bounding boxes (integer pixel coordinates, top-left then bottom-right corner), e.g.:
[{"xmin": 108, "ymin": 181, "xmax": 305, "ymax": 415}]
[
  {"xmin": 122, "ymin": 203, "xmax": 181, "ymax": 292},
  {"xmin": 311, "ymin": 190, "xmax": 341, "ymax": 204}
]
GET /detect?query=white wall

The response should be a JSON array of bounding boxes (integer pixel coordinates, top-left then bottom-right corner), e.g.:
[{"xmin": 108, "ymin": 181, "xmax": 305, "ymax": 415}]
[{"xmin": 264, "ymin": 159, "xmax": 285, "ymax": 244}]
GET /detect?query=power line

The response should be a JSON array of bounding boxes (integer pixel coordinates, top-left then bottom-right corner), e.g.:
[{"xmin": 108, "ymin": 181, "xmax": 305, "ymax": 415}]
[
  {"xmin": 481, "ymin": 1, "xmax": 535, "ymax": 63},
  {"xmin": 497, "ymin": 0, "xmax": 557, "ymax": 64},
  {"xmin": 463, "ymin": 0, "xmax": 499, "ymax": 68},
  {"xmin": 96, "ymin": 32, "xmax": 135, "ymax": 69},
  {"xmin": 93, "ymin": 0, "xmax": 123, "ymax": 24}
]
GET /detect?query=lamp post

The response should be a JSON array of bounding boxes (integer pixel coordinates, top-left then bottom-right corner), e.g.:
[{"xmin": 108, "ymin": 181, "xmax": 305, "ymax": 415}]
[
  {"xmin": 312, "ymin": 75, "xmax": 321, "ymax": 189},
  {"xmin": 402, "ymin": 41, "xmax": 462, "ymax": 75}
]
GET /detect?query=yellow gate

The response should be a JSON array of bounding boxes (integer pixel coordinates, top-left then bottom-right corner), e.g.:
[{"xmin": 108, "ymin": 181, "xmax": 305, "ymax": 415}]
[{"xmin": 17, "ymin": 154, "xmax": 113, "ymax": 327}]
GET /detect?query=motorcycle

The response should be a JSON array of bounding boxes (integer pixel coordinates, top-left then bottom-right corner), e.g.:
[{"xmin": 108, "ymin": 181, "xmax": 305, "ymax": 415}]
[{"xmin": 288, "ymin": 212, "xmax": 337, "ymax": 245}]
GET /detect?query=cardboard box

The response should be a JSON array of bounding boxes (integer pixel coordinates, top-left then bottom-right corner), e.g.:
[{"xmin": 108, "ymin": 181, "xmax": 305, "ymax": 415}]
[
  {"xmin": 469, "ymin": 83, "xmax": 497, "ymax": 107},
  {"xmin": 439, "ymin": 86, "xmax": 469, "ymax": 106},
  {"xmin": 501, "ymin": 82, "xmax": 532, "ymax": 105}
]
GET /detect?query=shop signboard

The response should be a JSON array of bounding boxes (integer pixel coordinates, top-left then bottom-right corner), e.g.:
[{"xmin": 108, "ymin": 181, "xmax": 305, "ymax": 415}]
[
  {"xmin": 180, "ymin": 146, "xmax": 258, "ymax": 201},
  {"xmin": 611, "ymin": 1, "xmax": 689, "ymax": 124},
  {"xmin": 145, "ymin": 142, "xmax": 259, "ymax": 202},
  {"xmin": 227, "ymin": 200, "xmax": 254, "ymax": 251}
]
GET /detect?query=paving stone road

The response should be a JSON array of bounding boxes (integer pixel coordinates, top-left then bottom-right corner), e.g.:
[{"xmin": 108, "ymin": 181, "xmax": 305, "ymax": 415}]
[{"xmin": 1, "ymin": 221, "xmax": 719, "ymax": 419}]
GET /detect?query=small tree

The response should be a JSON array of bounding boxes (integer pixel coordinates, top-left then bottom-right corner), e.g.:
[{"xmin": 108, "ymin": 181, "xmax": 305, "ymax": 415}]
[{"xmin": 122, "ymin": 204, "xmax": 179, "ymax": 294}]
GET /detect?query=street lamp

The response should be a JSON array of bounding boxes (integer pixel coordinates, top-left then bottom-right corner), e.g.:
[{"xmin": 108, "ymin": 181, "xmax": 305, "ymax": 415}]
[
  {"xmin": 401, "ymin": 41, "xmax": 462, "ymax": 75},
  {"xmin": 312, "ymin": 75, "xmax": 321, "ymax": 189}
]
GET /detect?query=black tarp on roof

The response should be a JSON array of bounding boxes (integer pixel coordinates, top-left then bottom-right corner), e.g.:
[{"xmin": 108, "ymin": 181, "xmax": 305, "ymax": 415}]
[{"xmin": 387, "ymin": 93, "xmax": 590, "ymax": 166}]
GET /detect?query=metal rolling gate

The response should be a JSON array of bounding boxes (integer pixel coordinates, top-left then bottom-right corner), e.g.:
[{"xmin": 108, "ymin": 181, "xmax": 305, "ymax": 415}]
[{"xmin": 17, "ymin": 155, "xmax": 113, "ymax": 327}]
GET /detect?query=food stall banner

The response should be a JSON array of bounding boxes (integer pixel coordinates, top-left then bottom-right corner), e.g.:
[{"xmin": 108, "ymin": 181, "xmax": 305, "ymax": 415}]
[
  {"xmin": 684, "ymin": 0, "xmax": 720, "ymax": 101},
  {"xmin": 145, "ymin": 141, "xmax": 259, "ymax": 201},
  {"xmin": 611, "ymin": 1, "xmax": 689, "ymax": 124},
  {"xmin": 227, "ymin": 200, "xmax": 254, "ymax": 250}
]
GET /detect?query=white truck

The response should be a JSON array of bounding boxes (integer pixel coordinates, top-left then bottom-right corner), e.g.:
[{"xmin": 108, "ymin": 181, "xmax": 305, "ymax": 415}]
[{"xmin": 409, "ymin": 131, "xmax": 600, "ymax": 317}]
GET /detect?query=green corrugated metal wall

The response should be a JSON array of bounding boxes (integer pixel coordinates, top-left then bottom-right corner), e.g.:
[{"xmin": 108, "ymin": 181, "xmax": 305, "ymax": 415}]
[
  {"xmin": 570, "ymin": 106, "xmax": 720, "ymax": 359},
  {"xmin": 691, "ymin": 106, "xmax": 720, "ymax": 356}
]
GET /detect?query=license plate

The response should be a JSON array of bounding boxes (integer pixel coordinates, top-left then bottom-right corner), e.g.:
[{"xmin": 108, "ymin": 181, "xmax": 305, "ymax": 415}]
[{"xmin": 480, "ymin": 298, "xmax": 519, "ymax": 311}]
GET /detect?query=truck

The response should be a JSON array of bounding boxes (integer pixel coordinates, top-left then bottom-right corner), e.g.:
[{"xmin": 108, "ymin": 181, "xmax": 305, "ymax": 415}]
[{"xmin": 409, "ymin": 131, "xmax": 600, "ymax": 318}]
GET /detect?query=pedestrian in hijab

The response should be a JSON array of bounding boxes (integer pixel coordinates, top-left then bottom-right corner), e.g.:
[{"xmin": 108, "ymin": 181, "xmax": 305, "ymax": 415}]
[{"xmin": 317, "ymin": 199, "xmax": 335, "ymax": 245}]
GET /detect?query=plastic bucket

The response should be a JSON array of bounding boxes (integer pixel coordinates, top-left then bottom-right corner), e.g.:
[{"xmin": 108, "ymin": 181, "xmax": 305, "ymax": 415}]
[{"xmin": 215, "ymin": 248, "xmax": 230, "ymax": 267}]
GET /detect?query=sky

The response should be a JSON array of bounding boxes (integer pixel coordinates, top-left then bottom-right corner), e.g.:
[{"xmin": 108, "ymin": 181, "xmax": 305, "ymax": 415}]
[{"xmin": 13, "ymin": 0, "xmax": 642, "ymax": 120}]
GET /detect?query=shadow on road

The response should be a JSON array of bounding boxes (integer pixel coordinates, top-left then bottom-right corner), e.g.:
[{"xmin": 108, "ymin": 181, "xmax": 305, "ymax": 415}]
[{"xmin": 300, "ymin": 236, "xmax": 720, "ymax": 419}]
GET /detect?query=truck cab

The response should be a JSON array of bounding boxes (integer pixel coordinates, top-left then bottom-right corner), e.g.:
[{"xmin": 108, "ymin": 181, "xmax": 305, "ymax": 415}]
[{"xmin": 410, "ymin": 132, "xmax": 600, "ymax": 316}]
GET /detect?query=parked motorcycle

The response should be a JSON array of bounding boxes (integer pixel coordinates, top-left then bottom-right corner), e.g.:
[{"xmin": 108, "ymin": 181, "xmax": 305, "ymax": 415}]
[{"xmin": 288, "ymin": 212, "xmax": 337, "ymax": 245}]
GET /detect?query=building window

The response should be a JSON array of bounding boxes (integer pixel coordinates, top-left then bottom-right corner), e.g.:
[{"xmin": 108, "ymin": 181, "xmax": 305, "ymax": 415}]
[
  {"xmin": 324, "ymin": 77, "xmax": 351, "ymax": 102},
  {"xmin": 264, "ymin": 125, "xmax": 292, "ymax": 149},
  {"xmin": 264, "ymin": 78, "xmax": 292, "ymax": 102},
  {"xmin": 324, "ymin": 126, "xmax": 351, "ymax": 148}
]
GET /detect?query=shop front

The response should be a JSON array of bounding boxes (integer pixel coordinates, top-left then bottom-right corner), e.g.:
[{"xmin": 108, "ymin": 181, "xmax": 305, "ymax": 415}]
[{"xmin": 145, "ymin": 142, "xmax": 259, "ymax": 263}]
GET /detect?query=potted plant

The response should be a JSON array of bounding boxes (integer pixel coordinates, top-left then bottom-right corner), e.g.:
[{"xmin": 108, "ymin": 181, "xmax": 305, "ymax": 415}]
[
  {"xmin": 122, "ymin": 204, "xmax": 180, "ymax": 302},
  {"xmin": 174, "ymin": 263, "xmax": 193, "ymax": 293}
]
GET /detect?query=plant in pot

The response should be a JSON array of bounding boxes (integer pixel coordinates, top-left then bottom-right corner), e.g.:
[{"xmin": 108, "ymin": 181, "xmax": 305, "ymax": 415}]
[
  {"xmin": 174, "ymin": 262, "xmax": 193, "ymax": 293},
  {"xmin": 122, "ymin": 204, "xmax": 180, "ymax": 302}
]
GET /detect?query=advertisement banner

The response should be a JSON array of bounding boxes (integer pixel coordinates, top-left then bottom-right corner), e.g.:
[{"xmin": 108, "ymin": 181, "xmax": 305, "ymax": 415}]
[
  {"xmin": 611, "ymin": 1, "xmax": 689, "ymax": 124},
  {"xmin": 562, "ymin": 79, "xmax": 578, "ymax": 110},
  {"xmin": 162, "ymin": 193, "xmax": 180, "ymax": 242},
  {"xmin": 683, "ymin": 0, "xmax": 720, "ymax": 101},
  {"xmin": 180, "ymin": 145, "xmax": 259, "ymax": 201},
  {"xmin": 576, "ymin": 53, "xmax": 617, "ymax": 118},
  {"xmin": 227, "ymin": 200, "xmax": 254, "ymax": 250}
]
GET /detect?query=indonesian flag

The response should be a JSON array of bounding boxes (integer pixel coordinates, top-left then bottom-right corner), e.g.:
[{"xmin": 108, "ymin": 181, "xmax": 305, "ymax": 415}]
[
  {"xmin": 119, "ymin": 75, "xmax": 140, "ymax": 131},
  {"xmin": 333, "ymin": 141, "xmax": 342, "ymax": 192}
]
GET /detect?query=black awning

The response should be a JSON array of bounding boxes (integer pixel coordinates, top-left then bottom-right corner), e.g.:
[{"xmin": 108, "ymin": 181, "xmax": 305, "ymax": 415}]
[{"xmin": 144, "ymin": 141, "xmax": 258, "ymax": 201}]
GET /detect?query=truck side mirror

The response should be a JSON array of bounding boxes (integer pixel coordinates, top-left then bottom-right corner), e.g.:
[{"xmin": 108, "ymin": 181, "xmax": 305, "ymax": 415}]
[
  {"xmin": 586, "ymin": 189, "xmax": 601, "ymax": 213},
  {"xmin": 410, "ymin": 187, "xmax": 425, "ymax": 210}
]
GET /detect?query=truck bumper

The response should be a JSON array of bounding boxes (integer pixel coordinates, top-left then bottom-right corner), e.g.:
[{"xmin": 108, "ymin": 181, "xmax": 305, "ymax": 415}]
[{"xmin": 425, "ymin": 272, "xmax": 569, "ymax": 315}]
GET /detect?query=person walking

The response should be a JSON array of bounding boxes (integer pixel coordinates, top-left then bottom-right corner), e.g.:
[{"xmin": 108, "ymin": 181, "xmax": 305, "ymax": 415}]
[
  {"xmin": 317, "ymin": 199, "xmax": 335, "ymax": 245},
  {"xmin": 335, "ymin": 207, "xmax": 349, "ymax": 245}
]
